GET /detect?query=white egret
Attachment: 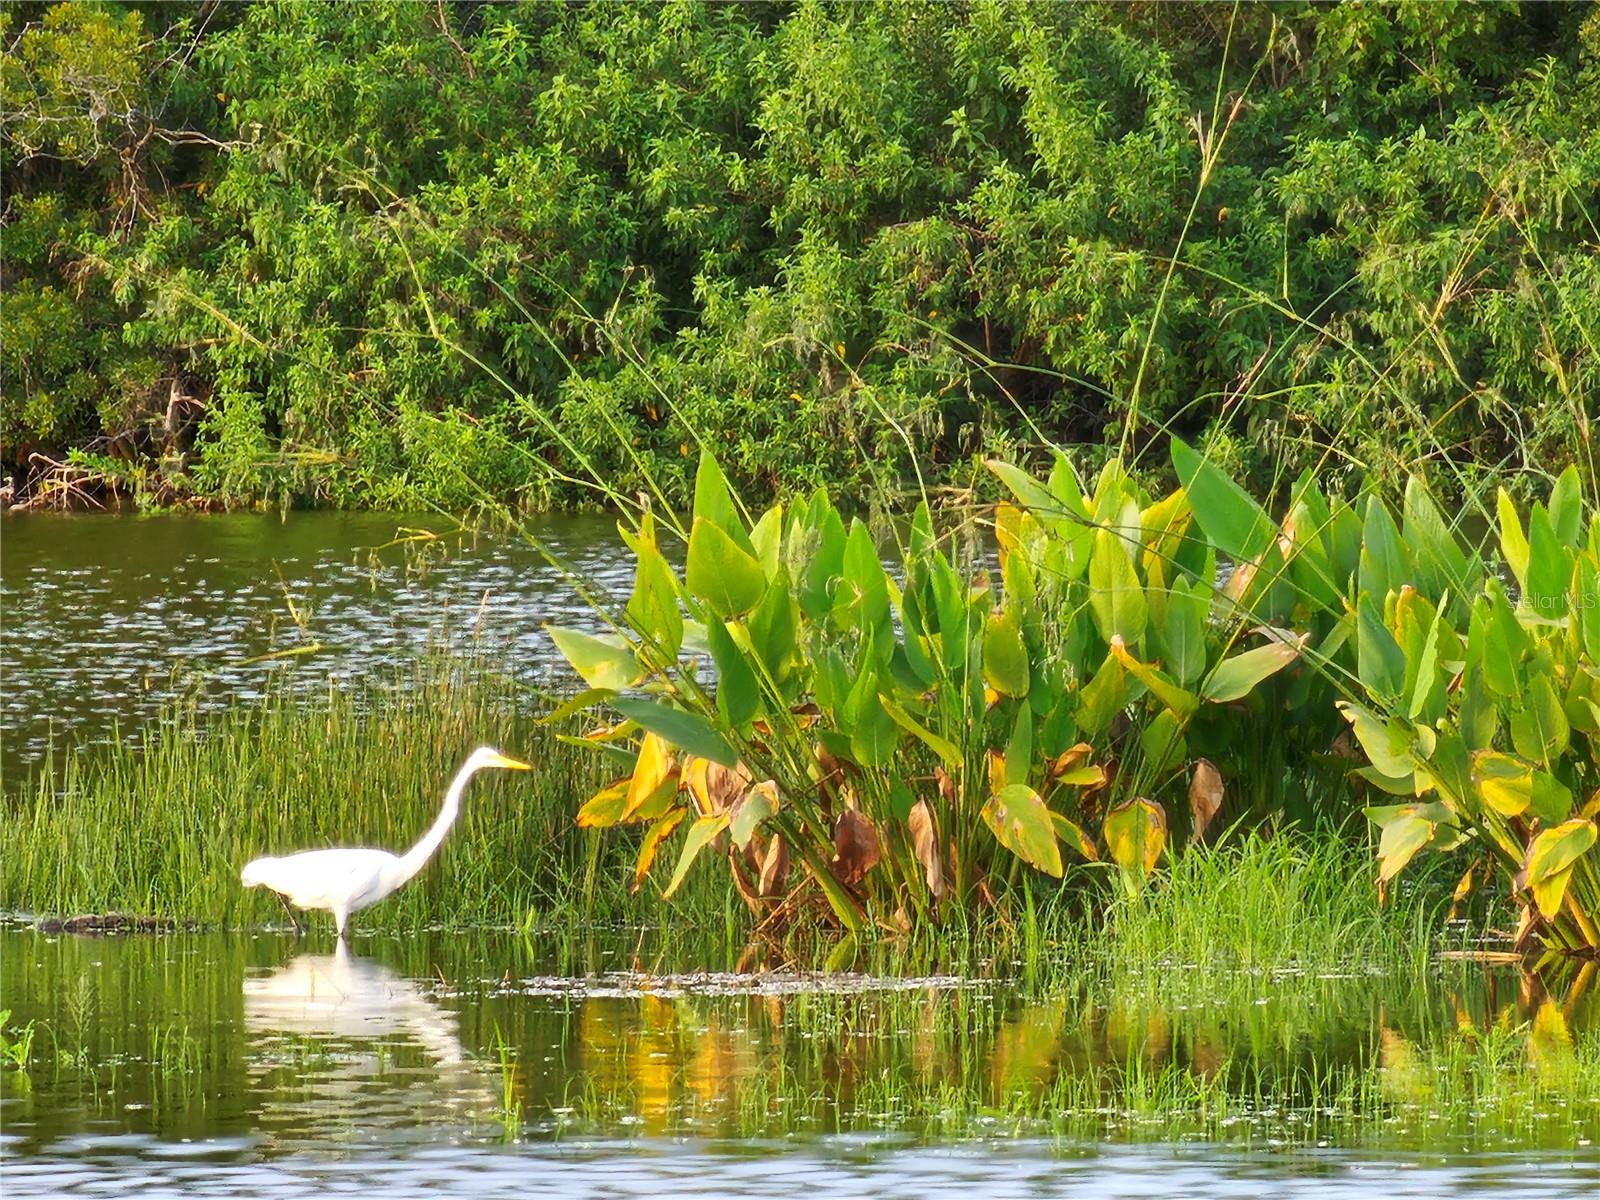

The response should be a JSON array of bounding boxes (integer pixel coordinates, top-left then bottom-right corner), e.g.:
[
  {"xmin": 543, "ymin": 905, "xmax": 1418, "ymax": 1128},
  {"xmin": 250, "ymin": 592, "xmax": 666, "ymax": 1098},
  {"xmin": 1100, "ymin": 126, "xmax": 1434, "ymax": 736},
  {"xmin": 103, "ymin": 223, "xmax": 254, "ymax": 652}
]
[{"xmin": 240, "ymin": 745, "xmax": 531, "ymax": 938}]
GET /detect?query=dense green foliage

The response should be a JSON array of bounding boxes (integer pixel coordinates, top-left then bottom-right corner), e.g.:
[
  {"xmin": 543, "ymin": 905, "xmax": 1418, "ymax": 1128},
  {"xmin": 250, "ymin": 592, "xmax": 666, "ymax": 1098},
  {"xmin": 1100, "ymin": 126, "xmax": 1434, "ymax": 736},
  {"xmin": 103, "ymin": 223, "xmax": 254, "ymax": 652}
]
[
  {"xmin": 3, "ymin": 1, "xmax": 1597, "ymax": 510},
  {"xmin": 1343, "ymin": 466, "xmax": 1600, "ymax": 954},
  {"xmin": 551, "ymin": 446, "xmax": 1355, "ymax": 932}
]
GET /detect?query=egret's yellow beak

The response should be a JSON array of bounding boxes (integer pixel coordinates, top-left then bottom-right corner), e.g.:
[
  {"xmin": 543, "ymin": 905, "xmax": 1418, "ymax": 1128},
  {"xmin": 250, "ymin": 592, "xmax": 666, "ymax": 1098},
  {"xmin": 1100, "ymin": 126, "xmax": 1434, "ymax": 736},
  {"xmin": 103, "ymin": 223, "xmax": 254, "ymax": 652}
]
[{"xmin": 490, "ymin": 752, "xmax": 532, "ymax": 771}]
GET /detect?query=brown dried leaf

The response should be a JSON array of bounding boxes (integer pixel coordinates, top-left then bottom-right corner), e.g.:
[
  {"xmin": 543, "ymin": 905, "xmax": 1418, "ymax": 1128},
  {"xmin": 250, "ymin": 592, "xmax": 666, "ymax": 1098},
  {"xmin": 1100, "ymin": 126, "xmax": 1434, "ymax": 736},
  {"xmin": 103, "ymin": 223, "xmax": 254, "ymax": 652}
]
[
  {"xmin": 907, "ymin": 799, "xmax": 946, "ymax": 900},
  {"xmin": 1188, "ymin": 758, "xmax": 1224, "ymax": 844},
  {"xmin": 815, "ymin": 745, "xmax": 847, "ymax": 820},
  {"xmin": 934, "ymin": 766, "xmax": 957, "ymax": 806},
  {"xmin": 758, "ymin": 834, "xmax": 789, "ymax": 898},
  {"xmin": 830, "ymin": 808, "xmax": 882, "ymax": 885},
  {"xmin": 683, "ymin": 756, "xmax": 750, "ymax": 816},
  {"xmin": 1048, "ymin": 743, "xmax": 1095, "ymax": 779}
]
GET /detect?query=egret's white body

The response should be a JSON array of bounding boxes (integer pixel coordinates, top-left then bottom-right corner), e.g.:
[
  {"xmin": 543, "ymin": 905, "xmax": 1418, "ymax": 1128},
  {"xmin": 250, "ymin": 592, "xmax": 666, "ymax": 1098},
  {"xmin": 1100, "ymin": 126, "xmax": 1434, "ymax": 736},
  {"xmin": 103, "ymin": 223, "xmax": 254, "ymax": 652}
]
[{"xmin": 240, "ymin": 746, "xmax": 530, "ymax": 937}]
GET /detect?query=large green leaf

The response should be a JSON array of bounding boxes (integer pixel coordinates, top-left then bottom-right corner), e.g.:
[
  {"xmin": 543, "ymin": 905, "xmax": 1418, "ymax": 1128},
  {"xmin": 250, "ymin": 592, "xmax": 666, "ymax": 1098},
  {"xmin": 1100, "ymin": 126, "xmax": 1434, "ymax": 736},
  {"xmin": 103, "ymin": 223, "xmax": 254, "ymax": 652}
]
[
  {"xmin": 1402, "ymin": 476, "xmax": 1472, "ymax": 597},
  {"xmin": 1356, "ymin": 593, "xmax": 1407, "ymax": 706},
  {"xmin": 1510, "ymin": 673, "xmax": 1569, "ymax": 763},
  {"xmin": 1170, "ymin": 438, "xmax": 1274, "ymax": 561},
  {"xmin": 706, "ymin": 616, "xmax": 760, "ymax": 731},
  {"xmin": 987, "ymin": 459, "xmax": 1064, "ymax": 531},
  {"xmin": 692, "ymin": 449, "xmax": 750, "ymax": 550},
  {"xmin": 1523, "ymin": 818, "xmax": 1597, "ymax": 887},
  {"xmin": 747, "ymin": 566, "xmax": 800, "ymax": 683},
  {"xmin": 843, "ymin": 656, "xmax": 899, "ymax": 767},
  {"xmin": 1497, "ymin": 488, "xmax": 1529, "ymax": 590},
  {"xmin": 546, "ymin": 626, "xmax": 640, "ymax": 691},
  {"xmin": 1579, "ymin": 559, "xmax": 1600, "ymax": 664},
  {"xmin": 981, "ymin": 784, "xmax": 1063, "ymax": 877},
  {"xmin": 1201, "ymin": 639, "xmax": 1299, "ymax": 703},
  {"xmin": 1074, "ymin": 652, "xmax": 1127, "ymax": 736},
  {"xmin": 1523, "ymin": 503, "xmax": 1573, "ymax": 624},
  {"xmin": 1474, "ymin": 584, "xmax": 1527, "ymax": 700},
  {"xmin": 836, "ymin": 518, "xmax": 890, "ymax": 633},
  {"xmin": 797, "ymin": 497, "xmax": 847, "ymax": 623},
  {"xmin": 1471, "ymin": 750, "xmax": 1533, "ymax": 816},
  {"xmin": 1046, "ymin": 453, "xmax": 1094, "ymax": 578},
  {"xmin": 1530, "ymin": 771, "xmax": 1574, "ymax": 824},
  {"xmin": 686, "ymin": 516, "xmax": 768, "ymax": 617},
  {"xmin": 626, "ymin": 520, "xmax": 683, "ymax": 661},
  {"xmin": 1359, "ymin": 495, "xmax": 1408, "ymax": 603},
  {"xmin": 1139, "ymin": 707, "xmax": 1186, "ymax": 774},
  {"xmin": 1337, "ymin": 700, "xmax": 1414, "ymax": 779},
  {"xmin": 1161, "ymin": 576, "xmax": 1208, "ymax": 686},
  {"xmin": 1088, "ymin": 527, "xmax": 1146, "ymax": 646},
  {"xmin": 748, "ymin": 504, "xmax": 783, "ymax": 579},
  {"xmin": 983, "ymin": 608, "xmax": 1030, "ymax": 698},
  {"xmin": 611, "ymin": 697, "xmax": 739, "ymax": 766},
  {"xmin": 1376, "ymin": 812, "xmax": 1433, "ymax": 882},
  {"xmin": 662, "ymin": 813, "xmax": 729, "ymax": 898},
  {"xmin": 1547, "ymin": 465, "xmax": 1583, "ymax": 548},
  {"xmin": 1109, "ymin": 636, "xmax": 1198, "ymax": 715}
]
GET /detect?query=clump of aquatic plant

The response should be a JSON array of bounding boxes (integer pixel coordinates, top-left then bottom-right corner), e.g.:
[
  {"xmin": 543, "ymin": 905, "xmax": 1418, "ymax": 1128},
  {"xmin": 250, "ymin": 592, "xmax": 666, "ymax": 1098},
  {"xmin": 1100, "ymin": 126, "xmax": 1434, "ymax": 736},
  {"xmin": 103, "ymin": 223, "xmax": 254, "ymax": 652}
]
[
  {"xmin": 1337, "ymin": 467, "xmax": 1600, "ymax": 955},
  {"xmin": 547, "ymin": 446, "xmax": 1346, "ymax": 931},
  {"xmin": 0, "ymin": 1010, "xmax": 35, "ymax": 1072},
  {"xmin": 1100, "ymin": 831, "xmax": 1428, "ymax": 984}
]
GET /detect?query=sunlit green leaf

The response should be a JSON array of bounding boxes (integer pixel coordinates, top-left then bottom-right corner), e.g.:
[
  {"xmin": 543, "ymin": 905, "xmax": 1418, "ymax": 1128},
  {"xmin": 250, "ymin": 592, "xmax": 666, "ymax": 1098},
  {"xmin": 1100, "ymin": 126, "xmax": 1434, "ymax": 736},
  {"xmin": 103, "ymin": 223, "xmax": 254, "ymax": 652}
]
[
  {"xmin": 1170, "ymin": 438, "xmax": 1274, "ymax": 561},
  {"xmin": 1202, "ymin": 639, "xmax": 1299, "ymax": 703},
  {"xmin": 546, "ymin": 626, "xmax": 640, "ymax": 691},
  {"xmin": 981, "ymin": 783, "xmax": 1062, "ymax": 877},
  {"xmin": 611, "ymin": 697, "xmax": 739, "ymax": 767},
  {"xmin": 663, "ymin": 813, "xmax": 729, "ymax": 898},
  {"xmin": 686, "ymin": 516, "xmax": 767, "ymax": 617},
  {"xmin": 1088, "ymin": 527, "xmax": 1146, "ymax": 647}
]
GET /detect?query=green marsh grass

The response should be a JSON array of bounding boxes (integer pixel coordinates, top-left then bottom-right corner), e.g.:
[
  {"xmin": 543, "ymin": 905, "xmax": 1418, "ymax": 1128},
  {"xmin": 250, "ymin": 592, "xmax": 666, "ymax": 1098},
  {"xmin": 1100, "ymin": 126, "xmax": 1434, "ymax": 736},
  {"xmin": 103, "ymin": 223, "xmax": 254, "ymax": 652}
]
[
  {"xmin": 1099, "ymin": 831, "xmax": 1437, "ymax": 984},
  {"xmin": 0, "ymin": 659, "xmax": 727, "ymax": 931}
]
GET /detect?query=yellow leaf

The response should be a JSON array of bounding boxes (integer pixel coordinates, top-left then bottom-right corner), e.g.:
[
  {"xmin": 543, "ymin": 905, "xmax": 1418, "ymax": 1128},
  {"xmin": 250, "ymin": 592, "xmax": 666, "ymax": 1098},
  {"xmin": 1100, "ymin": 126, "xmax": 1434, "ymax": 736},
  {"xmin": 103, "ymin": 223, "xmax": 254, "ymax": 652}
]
[
  {"xmin": 624, "ymin": 733, "xmax": 675, "ymax": 820},
  {"xmin": 632, "ymin": 807, "xmax": 688, "ymax": 892},
  {"xmin": 576, "ymin": 779, "xmax": 629, "ymax": 828}
]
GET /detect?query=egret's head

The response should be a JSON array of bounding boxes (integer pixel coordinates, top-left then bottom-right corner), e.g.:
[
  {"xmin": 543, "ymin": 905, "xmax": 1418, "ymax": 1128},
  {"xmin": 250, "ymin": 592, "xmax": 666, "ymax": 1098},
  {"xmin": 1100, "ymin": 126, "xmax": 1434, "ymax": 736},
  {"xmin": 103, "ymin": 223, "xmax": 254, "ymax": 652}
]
[
  {"xmin": 467, "ymin": 745, "xmax": 532, "ymax": 773},
  {"xmin": 240, "ymin": 856, "xmax": 276, "ymax": 887}
]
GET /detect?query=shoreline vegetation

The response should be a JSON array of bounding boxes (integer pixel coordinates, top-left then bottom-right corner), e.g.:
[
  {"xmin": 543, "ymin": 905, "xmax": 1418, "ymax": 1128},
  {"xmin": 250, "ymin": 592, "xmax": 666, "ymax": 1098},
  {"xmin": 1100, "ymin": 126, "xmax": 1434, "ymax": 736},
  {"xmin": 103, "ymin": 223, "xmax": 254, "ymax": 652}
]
[
  {"xmin": 5, "ymin": 438, "xmax": 1598, "ymax": 961},
  {"xmin": 2, "ymin": 3, "xmax": 1596, "ymax": 513}
]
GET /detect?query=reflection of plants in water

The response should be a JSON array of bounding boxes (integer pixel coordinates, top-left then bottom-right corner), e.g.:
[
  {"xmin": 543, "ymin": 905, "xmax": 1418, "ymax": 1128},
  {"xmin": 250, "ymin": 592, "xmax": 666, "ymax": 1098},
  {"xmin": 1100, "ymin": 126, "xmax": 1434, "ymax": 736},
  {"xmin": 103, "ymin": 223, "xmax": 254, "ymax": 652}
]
[
  {"xmin": 148, "ymin": 1024, "xmax": 204, "ymax": 1077},
  {"xmin": 0, "ymin": 1009, "xmax": 36, "ymax": 1094},
  {"xmin": 493, "ymin": 1024, "xmax": 522, "ymax": 1141},
  {"xmin": 525, "ymin": 959, "xmax": 1600, "ymax": 1148},
  {"xmin": 1374, "ymin": 964, "xmax": 1600, "ymax": 1150}
]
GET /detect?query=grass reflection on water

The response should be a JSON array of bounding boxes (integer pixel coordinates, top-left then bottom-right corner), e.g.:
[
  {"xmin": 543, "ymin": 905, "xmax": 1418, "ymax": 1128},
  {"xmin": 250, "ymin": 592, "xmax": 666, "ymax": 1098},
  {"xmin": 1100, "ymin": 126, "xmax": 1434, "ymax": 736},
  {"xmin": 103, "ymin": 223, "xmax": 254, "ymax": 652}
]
[{"xmin": 2, "ymin": 926, "xmax": 1596, "ymax": 1160}]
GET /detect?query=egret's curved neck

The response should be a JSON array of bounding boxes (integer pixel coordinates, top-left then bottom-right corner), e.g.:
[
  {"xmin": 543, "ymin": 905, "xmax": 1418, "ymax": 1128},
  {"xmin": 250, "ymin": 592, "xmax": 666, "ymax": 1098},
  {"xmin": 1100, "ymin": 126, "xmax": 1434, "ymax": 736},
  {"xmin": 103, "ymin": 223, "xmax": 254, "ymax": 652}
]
[{"xmin": 390, "ymin": 759, "xmax": 481, "ymax": 888}]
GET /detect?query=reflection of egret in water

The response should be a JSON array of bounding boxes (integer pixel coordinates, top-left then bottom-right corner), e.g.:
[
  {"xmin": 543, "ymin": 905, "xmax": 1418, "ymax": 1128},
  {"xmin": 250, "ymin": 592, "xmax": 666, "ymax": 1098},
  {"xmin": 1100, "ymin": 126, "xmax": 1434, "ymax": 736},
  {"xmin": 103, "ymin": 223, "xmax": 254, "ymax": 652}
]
[{"xmin": 244, "ymin": 943, "xmax": 501, "ymax": 1148}]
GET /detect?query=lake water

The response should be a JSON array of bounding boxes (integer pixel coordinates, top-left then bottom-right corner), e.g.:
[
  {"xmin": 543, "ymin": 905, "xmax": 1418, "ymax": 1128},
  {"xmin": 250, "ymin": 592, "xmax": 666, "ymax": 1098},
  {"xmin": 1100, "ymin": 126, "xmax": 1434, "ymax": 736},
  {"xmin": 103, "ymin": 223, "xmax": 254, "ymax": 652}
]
[
  {"xmin": 2, "ymin": 926, "xmax": 1597, "ymax": 1198},
  {"xmin": 0, "ymin": 511, "xmax": 632, "ymax": 779}
]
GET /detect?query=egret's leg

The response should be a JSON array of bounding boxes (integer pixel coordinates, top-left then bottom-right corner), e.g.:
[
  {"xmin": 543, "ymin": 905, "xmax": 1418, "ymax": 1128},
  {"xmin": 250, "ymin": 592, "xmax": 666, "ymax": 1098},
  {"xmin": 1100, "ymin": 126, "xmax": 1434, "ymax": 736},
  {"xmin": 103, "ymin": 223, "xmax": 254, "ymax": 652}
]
[
  {"xmin": 334, "ymin": 907, "xmax": 348, "ymax": 941},
  {"xmin": 274, "ymin": 890, "xmax": 303, "ymax": 939}
]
